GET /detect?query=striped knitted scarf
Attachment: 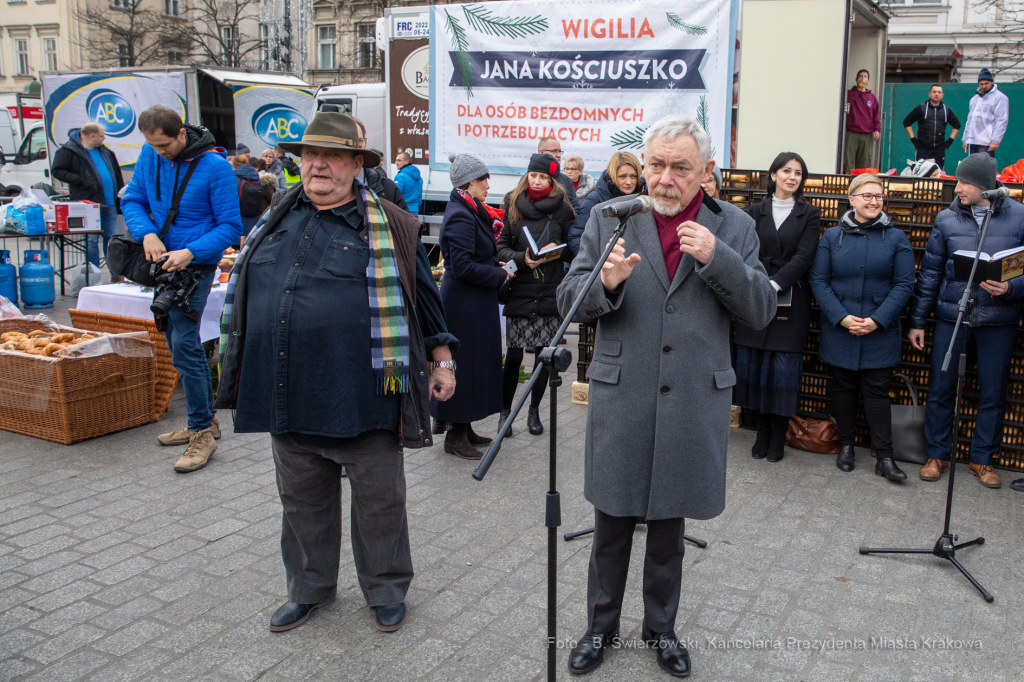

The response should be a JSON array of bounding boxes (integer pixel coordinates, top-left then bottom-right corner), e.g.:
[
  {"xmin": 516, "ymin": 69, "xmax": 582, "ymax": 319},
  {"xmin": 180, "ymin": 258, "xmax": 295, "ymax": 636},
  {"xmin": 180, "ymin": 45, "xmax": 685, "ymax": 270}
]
[{"xmin": 362, "ymin": 184, "xmax": 411, "ymax": 395}]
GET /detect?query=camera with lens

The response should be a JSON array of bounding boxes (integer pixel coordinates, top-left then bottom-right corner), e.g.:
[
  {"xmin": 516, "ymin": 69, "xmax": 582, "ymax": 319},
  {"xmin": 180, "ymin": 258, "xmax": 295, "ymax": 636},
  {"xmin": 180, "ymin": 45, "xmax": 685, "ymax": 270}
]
[{"xmin": 150, "ymin": 256, "xmax": 202, "ymax": 325}]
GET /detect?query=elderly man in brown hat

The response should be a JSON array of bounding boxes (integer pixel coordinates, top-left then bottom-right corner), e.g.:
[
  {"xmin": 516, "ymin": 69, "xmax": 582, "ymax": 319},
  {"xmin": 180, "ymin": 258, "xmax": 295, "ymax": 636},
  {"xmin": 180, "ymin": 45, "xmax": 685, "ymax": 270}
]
[{"xmin": 216, "ymin": 106, "xmax": 458, "ymax": 633}]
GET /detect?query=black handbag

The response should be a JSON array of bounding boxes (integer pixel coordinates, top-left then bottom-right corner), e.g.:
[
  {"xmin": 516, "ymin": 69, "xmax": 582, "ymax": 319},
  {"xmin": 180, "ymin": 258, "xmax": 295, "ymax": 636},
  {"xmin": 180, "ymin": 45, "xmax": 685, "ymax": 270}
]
[
  {"xmin": 890, "ymin": 372, "xmax": 928, "ymax": 465},
  {"xmin": 107, "ymin": 157, "xmax": 203, "ymax": 287}
]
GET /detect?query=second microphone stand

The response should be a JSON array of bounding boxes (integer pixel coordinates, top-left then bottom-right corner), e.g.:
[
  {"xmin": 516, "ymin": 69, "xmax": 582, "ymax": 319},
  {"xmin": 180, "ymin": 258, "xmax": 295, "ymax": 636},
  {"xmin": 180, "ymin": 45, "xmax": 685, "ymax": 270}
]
[{"xmin": 859, "ymin": 198, "xmax": 997, "ymax": 603}]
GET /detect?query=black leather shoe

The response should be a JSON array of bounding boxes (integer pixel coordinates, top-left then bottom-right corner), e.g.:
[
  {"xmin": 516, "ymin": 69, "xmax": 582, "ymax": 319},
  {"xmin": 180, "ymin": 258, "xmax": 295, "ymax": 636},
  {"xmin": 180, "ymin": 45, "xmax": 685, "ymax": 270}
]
[
  {"xmin": 373, "ymin": 603, "xmax": 406, "ymax": 632},
  {"xmin": 528, "ymin": 406, "xmax": 544, "ymax": 435},
  {"xmin": 270, "ymin": 601, "xmax": 320, "ymax": 632},
  {"xmin": 836, "ymin": 445, "xmax": 855, "ymax": 472},
  {"xmin": 1011, "ymin": 478, "xmax": 1024, "ymax": 492},
  {"xmin": 875, "ymin": 457, "xmax": 907, "ymax": 481},
  {"xmin": 498, "ymin": 410, "xmax": 514, "ymax": 438},
  {"xmin": 642, "ymin": 624, "xmax": 690, "ymax": 677},
  {"xmin": 568, "ymin": 631, "xmax": 617, "ymax": 675},
  {"xmin": 466, "ymin": 423, "xmax": 493, "ymax": 446}
]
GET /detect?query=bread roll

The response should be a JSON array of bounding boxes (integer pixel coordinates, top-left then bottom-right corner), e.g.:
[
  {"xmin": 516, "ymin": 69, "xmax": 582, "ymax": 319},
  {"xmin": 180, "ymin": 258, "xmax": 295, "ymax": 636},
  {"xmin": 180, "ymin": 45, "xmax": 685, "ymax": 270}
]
[
  {"xmin": 804, "ymin": 178, "xmax": 823, "ymax": 188},
  {"xmin": 732, "ymin": 174, "xmax": 750, "ymax": 182},
  {"xmin": 0, "ymin": 332, "xmax": 25, "ymax": 341},
  {"xmin": 27, "ymin": 330, "xmax": 50, "ymax": 338},
  {"xmin": 888, "ymin": 183, "xmax": 913, "ymax": 193},
  {"xmin": 42, "ymin": 343, "xmax": 63, "ymax": 357},
  {"xmin": 889, "ymin": 207, "xmax": 912, "ymax": 216}
]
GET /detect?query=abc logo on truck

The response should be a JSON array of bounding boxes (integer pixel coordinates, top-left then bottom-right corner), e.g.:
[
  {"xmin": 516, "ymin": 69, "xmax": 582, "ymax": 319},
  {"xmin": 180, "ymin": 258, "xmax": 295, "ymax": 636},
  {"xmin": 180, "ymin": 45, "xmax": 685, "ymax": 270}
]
[
  {"xmin": 253, "ymin": 104, "xmax": 308, "ymax": 147},
  {"xmin": 85, "ymin": 89, "xmax": 135, "ymax": 137}
]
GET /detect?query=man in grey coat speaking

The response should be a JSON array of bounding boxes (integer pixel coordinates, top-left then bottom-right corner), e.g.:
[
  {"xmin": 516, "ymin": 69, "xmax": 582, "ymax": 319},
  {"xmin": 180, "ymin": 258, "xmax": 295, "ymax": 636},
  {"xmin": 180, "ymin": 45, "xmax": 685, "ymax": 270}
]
[{"xmin": 557, "ymin": 116, "xmax": 776, "ymax": 677}]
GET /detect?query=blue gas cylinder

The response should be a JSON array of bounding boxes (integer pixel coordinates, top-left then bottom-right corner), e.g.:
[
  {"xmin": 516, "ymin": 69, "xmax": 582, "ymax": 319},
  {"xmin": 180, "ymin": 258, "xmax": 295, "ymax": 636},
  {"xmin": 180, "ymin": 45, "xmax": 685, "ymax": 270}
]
[
  {"xmin": 20, "ymin": 250, "xmax": 54, "ymax": 309},
  {"xmin": 0, "ymin": 251, "xmax": 16, "ymax": 306}
]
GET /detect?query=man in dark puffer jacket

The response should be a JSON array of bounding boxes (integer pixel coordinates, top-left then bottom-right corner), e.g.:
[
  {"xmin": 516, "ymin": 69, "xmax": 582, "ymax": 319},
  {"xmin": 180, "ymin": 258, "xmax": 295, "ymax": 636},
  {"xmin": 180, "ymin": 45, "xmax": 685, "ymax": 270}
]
[{"xmin": 908, "ymin": 153, "xmax": 1024, "ymax": 490}]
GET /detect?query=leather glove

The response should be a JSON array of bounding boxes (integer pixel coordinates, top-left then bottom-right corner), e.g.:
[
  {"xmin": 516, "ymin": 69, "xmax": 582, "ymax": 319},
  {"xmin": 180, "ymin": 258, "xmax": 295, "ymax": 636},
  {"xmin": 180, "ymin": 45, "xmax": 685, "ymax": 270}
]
[
  {"xmin": 944, "ymin": 138, "xmax": 955, "ymax": 150},
  {"xmin": 910, "ymin": 137, "xmax": 921, "ymax": 149}
]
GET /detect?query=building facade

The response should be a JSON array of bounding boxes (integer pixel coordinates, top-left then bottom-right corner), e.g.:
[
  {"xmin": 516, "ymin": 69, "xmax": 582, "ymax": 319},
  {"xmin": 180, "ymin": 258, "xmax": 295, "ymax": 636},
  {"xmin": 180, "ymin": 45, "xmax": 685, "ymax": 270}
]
[{"xmin": 884, "ymin": 0, "xmax": 1024, "ymax": 82}]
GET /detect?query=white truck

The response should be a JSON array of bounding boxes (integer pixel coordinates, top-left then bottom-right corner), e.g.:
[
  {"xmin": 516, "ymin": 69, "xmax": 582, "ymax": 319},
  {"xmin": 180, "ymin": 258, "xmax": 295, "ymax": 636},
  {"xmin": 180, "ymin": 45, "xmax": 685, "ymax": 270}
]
[
  {"xmin": 0, "ymin": 94, "xmax": 45, "ymax": 195},
  {"xmin": 2, "ymin": 66, "xmax": 312, "ymax": 197}
]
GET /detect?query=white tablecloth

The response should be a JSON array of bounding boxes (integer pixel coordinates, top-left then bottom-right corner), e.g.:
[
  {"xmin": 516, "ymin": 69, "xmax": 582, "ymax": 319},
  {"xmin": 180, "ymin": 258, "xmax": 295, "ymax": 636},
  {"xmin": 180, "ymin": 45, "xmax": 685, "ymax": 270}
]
[{"xmin": 76, "ymin": 282, "xmax": 227, "ymax": 342}]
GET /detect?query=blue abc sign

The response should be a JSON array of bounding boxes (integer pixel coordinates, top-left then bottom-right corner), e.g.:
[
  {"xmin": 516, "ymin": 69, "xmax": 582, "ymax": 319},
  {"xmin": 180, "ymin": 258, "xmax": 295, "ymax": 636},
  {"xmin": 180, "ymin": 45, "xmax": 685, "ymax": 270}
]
[
  {"xmin": 253, "ymin": 104, "xmax": 308, "ymax": 147},
  {"xmin": 85, "ymin": 89, "xmax": 135, "ymax": 137}
]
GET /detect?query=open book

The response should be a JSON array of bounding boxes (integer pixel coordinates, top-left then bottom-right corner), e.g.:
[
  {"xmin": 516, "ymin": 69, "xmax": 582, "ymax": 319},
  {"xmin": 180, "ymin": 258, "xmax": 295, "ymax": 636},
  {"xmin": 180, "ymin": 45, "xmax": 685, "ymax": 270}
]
[
  {"xmin": 523, "ymin": 228, "xmax": 566, "ymax": 265},
  {"xmin": 953, "ymin": 246, "xmax": 1024, "ymax": 283}
]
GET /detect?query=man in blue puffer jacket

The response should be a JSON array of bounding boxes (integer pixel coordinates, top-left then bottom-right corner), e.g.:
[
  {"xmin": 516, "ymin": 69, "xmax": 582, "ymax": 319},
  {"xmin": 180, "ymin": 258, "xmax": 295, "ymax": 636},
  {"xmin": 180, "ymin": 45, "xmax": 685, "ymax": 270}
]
[
  {"xmin": 122, "ymin": 105, "xmax": 242, "ymax": 474},
  {"xmin": 908, "ymin": 153, "xmax": 1024, "ymax": 490}
]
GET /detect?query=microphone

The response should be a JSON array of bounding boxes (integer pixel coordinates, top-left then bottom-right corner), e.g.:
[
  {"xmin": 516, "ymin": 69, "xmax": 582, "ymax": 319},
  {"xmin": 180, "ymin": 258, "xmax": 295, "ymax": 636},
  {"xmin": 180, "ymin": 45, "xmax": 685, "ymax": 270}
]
[
  {"xmin": 981, "ymin": 186, "xmax": 1010, "ymax": 200},
  {"xmin": 601, "ymin": 195, "xmax": 655, "ymax": 218}
]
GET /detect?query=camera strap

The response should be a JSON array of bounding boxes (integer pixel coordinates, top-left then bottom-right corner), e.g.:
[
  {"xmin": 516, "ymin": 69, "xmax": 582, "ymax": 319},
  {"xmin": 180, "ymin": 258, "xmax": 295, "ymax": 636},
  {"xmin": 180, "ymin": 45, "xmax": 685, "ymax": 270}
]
[{"xmin": 159, "ymin": 156, "xmax": 203, "ymax": 239}]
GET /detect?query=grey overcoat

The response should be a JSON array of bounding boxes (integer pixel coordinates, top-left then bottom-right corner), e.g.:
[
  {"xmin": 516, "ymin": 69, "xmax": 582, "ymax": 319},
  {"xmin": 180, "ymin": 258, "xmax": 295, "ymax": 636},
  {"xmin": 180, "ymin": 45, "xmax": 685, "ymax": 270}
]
[{"xmin": 557, "ymin": 192, "xmax": 776, "ymax": 521}]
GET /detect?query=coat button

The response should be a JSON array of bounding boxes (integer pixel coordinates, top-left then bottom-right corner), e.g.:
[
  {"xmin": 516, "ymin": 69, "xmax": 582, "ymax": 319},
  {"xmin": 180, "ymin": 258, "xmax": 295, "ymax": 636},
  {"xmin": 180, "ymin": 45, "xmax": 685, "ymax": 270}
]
[
  {"xmin": 279, "ymin": 351, "xmax": 285, "ymax": 356},
  {"xmin": 666, "ymin": 305, "xmax": 675, "ymax": 313},
  {"xmin": 663, "ymin": 346, "xmax": 672, "ymax": 354},
  {"xmin": 293, "ymin": 262, "xmax": 299, "ymax": 267},
  {"xmin": 661, "ymin": 386, "xmax": 670, "ymax": 394}
]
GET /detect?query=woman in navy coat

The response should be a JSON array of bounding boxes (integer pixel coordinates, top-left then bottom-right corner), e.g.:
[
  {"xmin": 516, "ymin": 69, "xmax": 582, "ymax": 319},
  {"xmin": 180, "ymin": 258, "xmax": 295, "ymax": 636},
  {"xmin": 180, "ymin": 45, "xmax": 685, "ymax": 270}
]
[
  {"xmin": 810, "ymin": 174, "xmax": 916, "ymax": 480},
  {"xmin": 432, "ymin": 154, "xmax": 510, "ymax": 459}
]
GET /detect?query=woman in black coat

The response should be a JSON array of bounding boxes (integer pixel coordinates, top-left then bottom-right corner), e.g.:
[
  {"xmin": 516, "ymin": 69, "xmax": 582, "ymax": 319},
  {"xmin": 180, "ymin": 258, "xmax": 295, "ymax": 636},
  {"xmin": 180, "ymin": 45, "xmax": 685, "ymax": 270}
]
[
  {"xmin": 567, "ymin": 151, "xmax": 644, "ymax": 256},
  {"xmin": 432, "ymin": 154, "xmax": 511, "ymax": 459},
  {"xmin": 496, "ymin": 154, "xmax": 575, "ymax": 436},
  {"xmin": 734, "ymin": 152, "xmax": 821, "ymax": 463}
]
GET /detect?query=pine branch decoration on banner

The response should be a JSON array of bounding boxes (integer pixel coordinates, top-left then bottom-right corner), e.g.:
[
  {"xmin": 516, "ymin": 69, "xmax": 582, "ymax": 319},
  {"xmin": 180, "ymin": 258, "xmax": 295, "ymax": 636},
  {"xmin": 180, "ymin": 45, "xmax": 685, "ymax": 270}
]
[
  {"xmin": 611, "ymin": 126, "xmax": 648, "ymax": 150},
  {"xmin": 445, "ymin": 10, "xmax": 474, "ymax": 98},
  {"xmin": 666, "ymin": 13, "xmax": 708, "ymax": 35},
  {"xmin": 462, "ymin": 4, "xmax": 549, "ymax": 39},
  {"xmin": 696, "ymin": 95, "xmax": 717, "ymax": 158}
]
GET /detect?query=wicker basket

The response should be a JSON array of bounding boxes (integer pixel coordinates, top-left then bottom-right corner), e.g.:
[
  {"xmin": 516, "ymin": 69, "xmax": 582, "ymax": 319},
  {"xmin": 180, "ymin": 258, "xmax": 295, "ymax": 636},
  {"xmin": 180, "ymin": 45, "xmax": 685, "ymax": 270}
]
[
  {"xmin": 69, "ymin": 310, "xmax": 177, "ymax": 420},
  {"xmin": 0, "ymin": 319, "xmax": 156, "ymax": 444}
]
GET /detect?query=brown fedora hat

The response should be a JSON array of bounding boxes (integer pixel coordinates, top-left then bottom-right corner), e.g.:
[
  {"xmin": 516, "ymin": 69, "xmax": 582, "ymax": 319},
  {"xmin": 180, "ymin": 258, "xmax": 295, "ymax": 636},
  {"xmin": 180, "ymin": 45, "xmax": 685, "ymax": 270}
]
[{"xmin": 278, "ymin": 111, "xmax": 381, "ymax": 167}]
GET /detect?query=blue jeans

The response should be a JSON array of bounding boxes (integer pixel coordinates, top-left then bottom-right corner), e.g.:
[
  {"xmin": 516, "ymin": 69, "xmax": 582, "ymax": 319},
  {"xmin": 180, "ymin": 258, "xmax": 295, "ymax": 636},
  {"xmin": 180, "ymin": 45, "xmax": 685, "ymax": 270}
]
[
  {"xmin": 86, "ymin": 211, "xmax": 119, "ymax": 273},
  {"xmin": 924, "ymin": 320, "xmax": 1016, "ymax": 464},
  {"xmin": 163, "ymin": 270, "xmax": 216, "ymax": 431}
]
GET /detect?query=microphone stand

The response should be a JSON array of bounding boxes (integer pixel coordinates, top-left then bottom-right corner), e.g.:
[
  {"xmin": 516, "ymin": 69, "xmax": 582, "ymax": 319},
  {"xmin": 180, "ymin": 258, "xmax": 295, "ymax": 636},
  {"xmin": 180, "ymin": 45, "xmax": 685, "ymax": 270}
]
[
  {"xmin": 859, "ymin": 198, "xmax": 997, "ymax": 603},
  {"xmin": 473, "ymin": 212, "xmax": 632, "ymax": 682}
]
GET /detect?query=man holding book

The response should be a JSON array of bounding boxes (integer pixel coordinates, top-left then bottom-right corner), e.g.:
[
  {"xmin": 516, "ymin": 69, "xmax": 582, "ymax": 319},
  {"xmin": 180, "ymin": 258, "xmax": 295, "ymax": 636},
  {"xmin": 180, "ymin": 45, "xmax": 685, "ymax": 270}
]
[{"xmin": 909, "ymin": 153, "xmax": 1024, "ymax": 489}]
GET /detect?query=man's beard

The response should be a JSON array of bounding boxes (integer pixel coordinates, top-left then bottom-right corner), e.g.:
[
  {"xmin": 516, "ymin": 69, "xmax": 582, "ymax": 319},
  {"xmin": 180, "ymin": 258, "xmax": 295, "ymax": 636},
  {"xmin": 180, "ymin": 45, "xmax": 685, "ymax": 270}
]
[{"xmin": 650, "ymin": 186, "xmax": 683, "ymax": 217}]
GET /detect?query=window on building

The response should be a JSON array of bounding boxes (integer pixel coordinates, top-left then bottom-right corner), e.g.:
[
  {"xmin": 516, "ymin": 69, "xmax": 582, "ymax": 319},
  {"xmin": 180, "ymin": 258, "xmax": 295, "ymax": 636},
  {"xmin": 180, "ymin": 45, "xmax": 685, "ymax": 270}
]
[
  {"xmin": 117, "ymin": 44, "xmax": 130, "ymax": 67},
  {"xmin": 15, "ymin": 39, "xmax": 30, "ymax": 76},
  {"xmin": 221, "ymin": 26, "xmax": 238, "ymax": 67},
  {"xmin": 111, "ymin": 0, "xmax": 133, "ymax": 9},
  {"xmin": 165, "ymin": 0, "xmax": 181, "ymax": 16},
  {"xmin": 167, "ymin": 50, "xmax": 184, "ymax": 65},
  {"xmin": 260, "ymin": 24, "xmax": 269, "ymax": 69},
  {"xmin": 43, "ymin": 38, "xmax": 57, "ymax": 72},
  {"xmin": 356, "ymin": 23, "xmax": 377, "ymax": 69},
  {"xmin": 317, "ymin": 25, "xmax": 336, "ymax": 70}
]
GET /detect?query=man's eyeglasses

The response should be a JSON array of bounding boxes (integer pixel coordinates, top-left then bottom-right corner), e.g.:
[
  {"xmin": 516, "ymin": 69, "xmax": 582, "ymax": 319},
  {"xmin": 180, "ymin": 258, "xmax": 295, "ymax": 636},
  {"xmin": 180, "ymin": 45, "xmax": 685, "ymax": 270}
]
[
  {"xmin": 852, "ymin": 193, "xmax": 884, "ymax": 202},
  {"xmin": 539, "ymin": 148, "xmax": 561, "ymax": 155}
]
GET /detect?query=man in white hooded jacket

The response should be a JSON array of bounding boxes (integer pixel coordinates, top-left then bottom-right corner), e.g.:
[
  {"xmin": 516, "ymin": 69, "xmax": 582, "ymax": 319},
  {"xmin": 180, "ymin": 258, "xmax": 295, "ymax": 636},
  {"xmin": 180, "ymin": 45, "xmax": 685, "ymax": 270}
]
[{"xmin": 962, "ymin": 68, "xmax": 1009, "ymax": 163}]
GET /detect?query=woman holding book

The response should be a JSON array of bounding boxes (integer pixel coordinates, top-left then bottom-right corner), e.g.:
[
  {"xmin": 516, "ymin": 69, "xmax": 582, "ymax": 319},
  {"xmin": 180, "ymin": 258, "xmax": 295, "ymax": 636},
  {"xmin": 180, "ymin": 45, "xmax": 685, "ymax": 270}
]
[
  {"xmin": 810, "ymin": 173, "xmax": 916, "ymax": 480},
  {"xmin": 496, "ymin": 153, "xmax": 576, "ymax": 436},
  {"xmin": 734, "ymin": 152, "xmax": 821, "ymax": 463}
]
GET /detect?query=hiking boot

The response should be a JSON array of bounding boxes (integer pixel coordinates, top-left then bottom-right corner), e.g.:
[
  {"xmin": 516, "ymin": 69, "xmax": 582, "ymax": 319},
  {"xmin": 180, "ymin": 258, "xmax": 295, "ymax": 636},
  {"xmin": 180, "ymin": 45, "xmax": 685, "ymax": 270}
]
[
  {"xmin": 173, "ymin": 428, "xmax": 218, "ymax": 473},
  {"xmin": 159, "ymin": 417, "xmax": 220, "ymax": 446}
]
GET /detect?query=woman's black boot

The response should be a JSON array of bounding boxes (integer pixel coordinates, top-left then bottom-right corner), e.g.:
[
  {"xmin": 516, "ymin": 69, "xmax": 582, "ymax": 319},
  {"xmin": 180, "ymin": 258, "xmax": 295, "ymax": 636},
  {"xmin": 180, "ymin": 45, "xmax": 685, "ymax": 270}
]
[
  {"xmin": 875, "ymin": 457, "xmax": 907, "ymax": 481},
  {"xmin": 498, "ymin": 410, "xmax": 514, "ymax": 438},
  {"xmin": 528, "ymin": 406, "xmax": 544, "ymax": 435},
  {"xmin": 836, "ymin": 445, "xmax": 855, "ymax": 472},
  {"xmin": 751, "ymin": 412, "xmax": 771, "ymax": 459},
  {"xmin": 767, "ymin": 415, "xmax": 789, "ymax": 462}
]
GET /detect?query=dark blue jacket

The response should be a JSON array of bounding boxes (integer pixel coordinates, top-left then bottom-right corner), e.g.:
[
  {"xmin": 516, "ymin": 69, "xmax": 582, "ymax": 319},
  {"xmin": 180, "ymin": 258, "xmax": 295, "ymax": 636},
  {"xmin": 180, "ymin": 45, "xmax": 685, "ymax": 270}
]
[
  {"xmin": 395, "ymin": 164, "xmax": 423, "ymax": 214},
  {"xmin": 809, "ymin": 213, "xmax": 916, "ymax": 370},
  {"xmin": 123, "ymin": 124, "xmax": 242, "ymax": 265},
  {"xmin": 567, "ymin": 171, "xmax": 627, "ymax": 256},
  {"xmin": 909, "ymin": 196, "xmax": 1024, "ymax": 329}
]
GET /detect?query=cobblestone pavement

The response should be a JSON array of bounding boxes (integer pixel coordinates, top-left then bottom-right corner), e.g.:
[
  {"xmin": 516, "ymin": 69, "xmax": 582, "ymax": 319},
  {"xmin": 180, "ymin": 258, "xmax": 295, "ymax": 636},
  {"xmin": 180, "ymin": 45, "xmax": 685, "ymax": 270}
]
[{"xmin": 0, "ymin": 381, "xmax": 1022, "ymax": 681}]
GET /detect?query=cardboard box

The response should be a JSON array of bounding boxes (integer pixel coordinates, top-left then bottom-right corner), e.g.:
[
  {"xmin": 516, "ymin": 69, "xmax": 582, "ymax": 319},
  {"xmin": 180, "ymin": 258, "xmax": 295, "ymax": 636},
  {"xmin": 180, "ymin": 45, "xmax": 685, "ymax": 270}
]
[{"xmin": 51, "ymin": 201, "xmax": 100, "ymax": 233}]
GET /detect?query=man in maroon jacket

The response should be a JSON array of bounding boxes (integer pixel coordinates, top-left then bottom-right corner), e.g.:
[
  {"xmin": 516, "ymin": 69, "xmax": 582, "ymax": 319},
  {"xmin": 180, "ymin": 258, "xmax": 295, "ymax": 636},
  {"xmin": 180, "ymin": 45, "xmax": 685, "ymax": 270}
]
[{"xmin": 844, "ymin": 69, "xmax": 881, "ymax": 172}]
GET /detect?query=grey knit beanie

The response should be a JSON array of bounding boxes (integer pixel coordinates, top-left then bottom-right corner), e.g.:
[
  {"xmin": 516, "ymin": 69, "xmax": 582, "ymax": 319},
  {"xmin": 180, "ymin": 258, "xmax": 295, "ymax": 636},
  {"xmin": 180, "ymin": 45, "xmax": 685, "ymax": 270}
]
[
  {"xmin": 710, "ymin": 165, "xmax": 723, "ymax": 190},
  {"xmin": 449, "ymin": 153, "xmax": 489, "ymax": 188},
  {"xmin": 955, "ymin": 153, "xmax": 998, "ymax": 191}
]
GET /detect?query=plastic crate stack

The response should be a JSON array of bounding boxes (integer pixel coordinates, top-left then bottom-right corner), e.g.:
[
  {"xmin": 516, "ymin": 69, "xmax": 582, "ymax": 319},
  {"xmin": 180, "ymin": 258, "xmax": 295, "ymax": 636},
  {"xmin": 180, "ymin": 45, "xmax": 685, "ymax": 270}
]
[{"xmin": 721, "ymin": 170, "xmax": 1024, "ymax": 471}]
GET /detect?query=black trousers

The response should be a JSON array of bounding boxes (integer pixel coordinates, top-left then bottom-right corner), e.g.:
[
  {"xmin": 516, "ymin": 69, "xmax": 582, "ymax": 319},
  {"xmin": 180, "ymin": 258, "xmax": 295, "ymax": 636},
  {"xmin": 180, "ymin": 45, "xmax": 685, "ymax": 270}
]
[
  {"xmin": 916, "ymin": 145, "xmax": 945, "ymax": 169},
  {"xmin": 831, "ymin": 365, "xmax": 894, "ymax": 457},
  {"xmin": 586, "ymin": 508, "xmax": 686, "ymax": 635}
]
